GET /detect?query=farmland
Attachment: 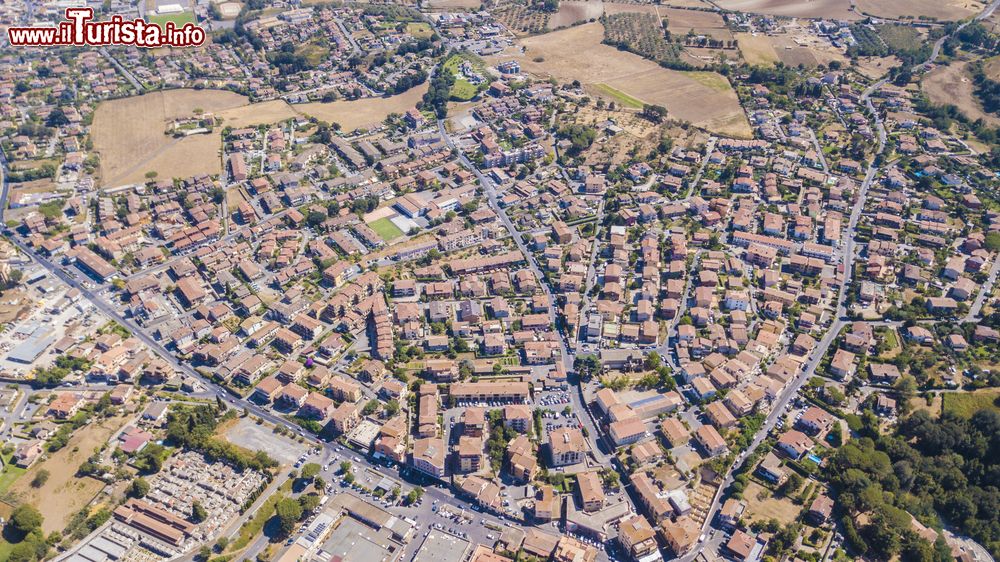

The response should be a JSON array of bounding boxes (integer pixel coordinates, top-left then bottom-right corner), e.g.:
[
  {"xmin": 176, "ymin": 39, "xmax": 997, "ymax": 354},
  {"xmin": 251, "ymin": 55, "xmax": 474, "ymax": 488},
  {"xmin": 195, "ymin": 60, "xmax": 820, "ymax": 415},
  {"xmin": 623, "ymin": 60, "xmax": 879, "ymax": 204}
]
[
  {"xmin": 593, "ymin": 83, "xmax": 644, "ymax": 108},
  {"xmin": 549, "ymin": 0, "xmax": 605, "ymax": 28},
  {"xmin": 513, "ymin": 23, "xmax": 751, "ymax": 137},
  {"xmin": 493, "ymin": 2, "xmax": 553, "ymax": 34},
  {"xmin": 91, "ymin": 89, "xmax": 247, "ymax": 187},
  {"xmin": 602, "ymin": 12, "xmax": 683, "ymax": 66},
  {"xmin": 856, "ymin": 0, "xmax": 983, "ymax": 20},
  {"xmin": 296, "ymin": 83, "xmax": 429, "ymax": 131},
  {"xmin": 712, "ymin": 0, "xmax": 858, "ymax": 20}
]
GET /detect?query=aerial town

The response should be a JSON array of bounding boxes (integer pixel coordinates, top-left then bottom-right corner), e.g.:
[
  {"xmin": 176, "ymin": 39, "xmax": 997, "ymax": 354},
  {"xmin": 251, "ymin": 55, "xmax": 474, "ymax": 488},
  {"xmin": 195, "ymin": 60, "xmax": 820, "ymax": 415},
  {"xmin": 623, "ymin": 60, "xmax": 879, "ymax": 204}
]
[{"xmin": 0, "ymin": 0, "xmax": 999, "ymax": 561}]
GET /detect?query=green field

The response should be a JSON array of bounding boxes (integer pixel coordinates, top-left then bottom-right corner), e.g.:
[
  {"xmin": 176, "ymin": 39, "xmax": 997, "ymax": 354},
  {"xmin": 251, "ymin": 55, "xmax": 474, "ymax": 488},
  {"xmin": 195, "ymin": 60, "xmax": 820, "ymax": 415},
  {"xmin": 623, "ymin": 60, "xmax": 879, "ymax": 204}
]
[
  {"xmin": 594, "ymin": 83, "xmax": 644, "ymax": 109},
  {"xmin": 942, "ymin": 389, "xmax": 1000, "ymax": 418},
  {"xmin": 451, "ymin": 79, "xmax": 479, "ymax": 101},
  {"xmin": 406, "ymin": 22, "xmax": 434, "ymax": 38},
  {"xmin": 370, "ymin": 217, "xmax": 405, "ymax": 241},
  {"xmin": 147, "ymin": 11, "xmax": 197, "ymax": 26},
  {"xmin": 0, "ymin": 452, "xmax": 25, "ymax": 493}
]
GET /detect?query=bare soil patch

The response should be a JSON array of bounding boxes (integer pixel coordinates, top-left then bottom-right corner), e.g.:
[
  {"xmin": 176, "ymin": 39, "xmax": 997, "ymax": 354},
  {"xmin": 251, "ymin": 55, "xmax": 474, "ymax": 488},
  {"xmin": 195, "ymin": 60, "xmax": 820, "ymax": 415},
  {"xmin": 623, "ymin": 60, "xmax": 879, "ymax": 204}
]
[
  {"xmin": 514, "ymin": 23, "xmax": 751, "ymax": 137},
  {"xmin": 296, "ymin": 84, "xmax": 429, "ymax": 132},
  {"xmin": 743, "ymin": 480, "xmax": 801, "ymax": 525}
]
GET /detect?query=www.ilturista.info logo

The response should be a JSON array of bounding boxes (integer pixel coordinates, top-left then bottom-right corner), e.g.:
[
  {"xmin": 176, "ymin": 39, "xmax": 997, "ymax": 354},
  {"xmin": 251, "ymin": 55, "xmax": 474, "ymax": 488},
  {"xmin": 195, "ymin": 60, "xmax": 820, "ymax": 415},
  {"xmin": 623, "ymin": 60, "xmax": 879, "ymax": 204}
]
[{"xmin": 7, "ymin": 8, "xmax": 206, "ymax": 48}]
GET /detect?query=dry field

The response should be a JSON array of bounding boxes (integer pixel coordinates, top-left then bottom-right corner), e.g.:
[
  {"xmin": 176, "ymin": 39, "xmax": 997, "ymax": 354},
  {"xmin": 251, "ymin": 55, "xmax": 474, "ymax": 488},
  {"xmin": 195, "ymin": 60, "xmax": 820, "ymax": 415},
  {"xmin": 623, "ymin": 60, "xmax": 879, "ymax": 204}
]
[
  {"xmin": 923, "ymin": 61, "xmax": 1000, "ymax": 127},
  {"xmin": 856, "ymin": 0, "xmax": 982, "ymax": 20},
  {"xmin": 216, "ymin": 99, "xmax": 297, "ymax": 128},
  {"xmin": 92, "ymin": 89, "xmax": 247, "ymax": 187},
  {"xmin": 514, "ymin": 23, "xmax": 751, "ymax": 137},
  {"xmin": 743, "ymin": 481, "xmax": 801, "ymax": 525},
  {"xmin": 424, "ymin": 0, "xmax": 482, "ymax": 9},
  {"xmin": 8, "ymin": 415, "xmax": 129, "ymax": 534},
  {"xmin": 714, "ymin": 0, "xmax": 858, "ymax": 20},
  {"xmin": 735, "ymin": 32, "xmax": 779, "ymax": 65},
  {"xmin": 983, "ymin": 55, "xmax": 1000, "ymax": 80},
  {"xmin": 855, "ymin": 55, "xmax": 901, "ymax": 79},
  {"xmin": 296, "ymin": 84, "xmax": 429, "ymax": 132},
  {"xmin": 549, "ymin": 0, "xmax": 605, "ymax": 29}
]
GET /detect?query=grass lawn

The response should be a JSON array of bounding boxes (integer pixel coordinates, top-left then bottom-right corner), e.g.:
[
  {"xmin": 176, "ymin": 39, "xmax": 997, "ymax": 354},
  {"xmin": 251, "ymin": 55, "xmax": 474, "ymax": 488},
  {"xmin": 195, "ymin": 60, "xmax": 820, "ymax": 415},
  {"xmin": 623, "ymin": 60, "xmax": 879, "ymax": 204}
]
[
  {"xmin": 369, "ymin": 217, "xmax": 405, "ymax": 241},
  {"xmin": 593, "ymin": 83, "xmax": 644, "ymax": 109},
  {"xmin": 0, "ymin": 464, "xmax": 25, "ymax": 493},
  {"xmin": 406, "ymin": 22, "xmax": 434, "ymax": 38},
  {"xmin": 450, "ymin": 79, "xmax": 479, "ymax": 101},
  {"xmin": 147, "ymin": 11, "xmax": 197, "ymax": 26},
  {"xmin": 942, "ymin": 389, "xmax": 1000, "ymax": 418},
  {"xmin": 230, "ymin": 479, "xmax": 293, "ymax": 552}
]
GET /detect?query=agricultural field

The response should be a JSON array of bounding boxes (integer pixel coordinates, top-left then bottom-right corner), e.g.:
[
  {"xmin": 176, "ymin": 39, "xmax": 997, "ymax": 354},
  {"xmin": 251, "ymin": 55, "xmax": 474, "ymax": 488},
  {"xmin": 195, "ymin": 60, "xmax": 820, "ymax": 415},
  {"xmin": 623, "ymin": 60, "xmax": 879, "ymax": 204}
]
[
  {"xmin": 549, "ymin": 0, "xmax": 605, "ymax": 29},
  {"xmin": 592, "ymin": 84, "xmax": 643, "ymax": 108},
  {"xmin": 856, "ymin": 0, "xmax": 983, "ymax": 20},
  {"xmin": 735, "ymin": 32, "xmax": 779, "ymax": 65},
  {"xmin": 7, "ymin": 415, "xmax": 129, "ymax": 534},
  {"xmin": 91, "ymin": 89, "xmax": 249, "ymax": 187},
  {"xmin": 296, "ymin": 83, "xmax": 429, "ymax": 132},
  {"xmin": 923, "ymin": 61, "xmax": 1000, "ymax": 127},
  {"xmin": 493, "ymin": 2, "xmax": 552, "ymax": 35},
  {"xmin": 514, "ymin": 23, "xmax": 751, "ymax": 137},
  {"xmin": 713, "ymin": 0, "xmax": 858, "ymax": 20},
  {"xmin": 602, "ymin": 12, "xmax": 683, "ymax": 66},
  {"xmin": 424, "ymin": 0, "xmax": 482, "ymax": 10}
]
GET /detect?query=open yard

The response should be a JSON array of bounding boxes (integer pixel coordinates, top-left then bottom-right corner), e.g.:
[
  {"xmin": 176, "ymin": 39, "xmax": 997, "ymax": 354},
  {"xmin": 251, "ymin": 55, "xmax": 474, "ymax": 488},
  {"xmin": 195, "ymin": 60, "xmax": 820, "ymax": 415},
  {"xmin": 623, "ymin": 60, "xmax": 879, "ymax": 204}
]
[
  {"xmin": 923, "ymin": 61, "xmax": 1000, "ymax": 127},
  {"xmin": 370, "ymin": 217, "xmax": 405, "ymax": 241},
  {"xmin": 856, "ymin": 0, "xmax": 983, "ymax": 20},
  {"xmin": 713, "ymin": 0, "xmax": 858, "ymax": 19},
  {"xmin": 512, "ymin": 23, "xmax": 751, "ymax": 137},
  {"xmin": 942, "ymin": 389, "xmax": 1000, "ymax": 418},
  {"xmin": 743, "ymin": 481, "xmax": 801, "ymax": 525},
  {"xmin": 91, "ymin": 89, "xmax": 248, "ymax": 187},
  {"xmin": 7, "ymin": 415, "xmax": 129, "ymax": 534},
  {"xmin": 296, "ymin": 84, "xmax": 429, "ymax": 132}
]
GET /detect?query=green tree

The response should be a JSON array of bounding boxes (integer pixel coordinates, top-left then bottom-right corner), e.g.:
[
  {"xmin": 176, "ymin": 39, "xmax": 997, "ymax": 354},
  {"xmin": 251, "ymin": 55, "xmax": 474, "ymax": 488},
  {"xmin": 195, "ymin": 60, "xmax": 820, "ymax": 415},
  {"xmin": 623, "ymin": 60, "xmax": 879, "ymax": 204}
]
[
  {"xmin": 275, "ymin": 497, "xmax": 303, "ymax": 535},
  {"xmin": 192, "ymin": 501, "xmax": 208, "ymax": 523},
  {"xmin": 8, "ymin": 505, "xmax": 43, "ymax": 537},
  {"xmin": 129, "ymin": 477, "xmax": 150, "ymax": 498},
  {"xmin": 300, "ymin": 463, "xmax": 321, "ymax": 480},
  {"xmin": 30, "ymin": 469, "xmax": 50, "ymax": 488}
]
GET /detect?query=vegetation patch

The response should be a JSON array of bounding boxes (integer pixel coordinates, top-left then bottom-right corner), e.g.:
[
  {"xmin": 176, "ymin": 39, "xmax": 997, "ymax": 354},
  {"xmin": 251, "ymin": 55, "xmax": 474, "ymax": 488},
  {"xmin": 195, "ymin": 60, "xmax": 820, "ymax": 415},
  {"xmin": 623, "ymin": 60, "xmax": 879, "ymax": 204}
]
[
  {"xmin": 370, "ymin": 217, "xmax": 405, "ymax": 241},
  {"xmin": 942, "ymin": 389, "xmax": 1000, "ymax": 418},
  {"xmin": 592, "ymin": 83, "xmax": 644, "ymax": 108}
]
